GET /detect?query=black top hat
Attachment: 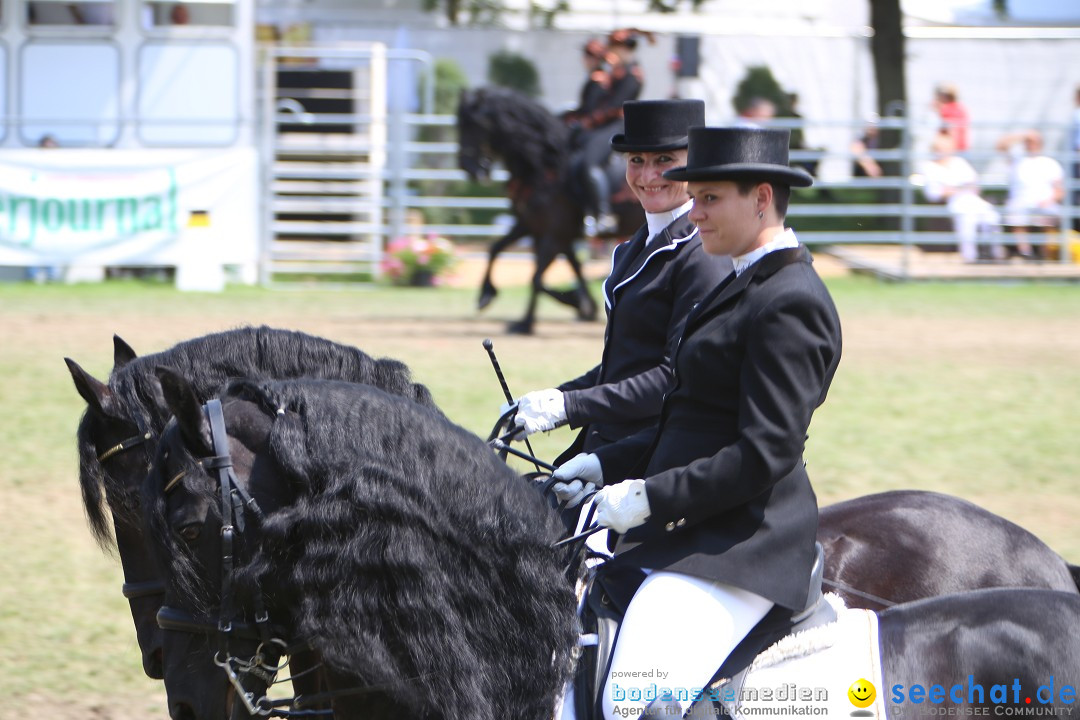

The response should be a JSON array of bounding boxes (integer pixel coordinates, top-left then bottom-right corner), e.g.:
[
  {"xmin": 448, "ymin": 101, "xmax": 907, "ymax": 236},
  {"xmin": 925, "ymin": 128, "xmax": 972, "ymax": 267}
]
[
  {"xmin": 610, "ymin": 99, "xmax": 706, "ymax": 153},
  {"xmin": 663, "ymin": 126, "xmax": 813, "ymax": 187}
]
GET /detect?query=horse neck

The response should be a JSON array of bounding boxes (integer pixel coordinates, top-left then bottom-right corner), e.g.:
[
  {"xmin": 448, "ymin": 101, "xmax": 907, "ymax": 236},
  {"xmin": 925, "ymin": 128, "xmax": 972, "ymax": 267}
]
[{"xmin": 488, "ymin": 122, "xmax": 565, "ymax": 185}]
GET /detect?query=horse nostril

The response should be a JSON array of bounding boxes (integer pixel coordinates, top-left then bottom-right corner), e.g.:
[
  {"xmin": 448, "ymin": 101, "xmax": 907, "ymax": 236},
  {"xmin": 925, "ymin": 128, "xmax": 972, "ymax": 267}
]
[{"xmin": 145, "ymin": 647, "xmax": 164, "ymax": 679}]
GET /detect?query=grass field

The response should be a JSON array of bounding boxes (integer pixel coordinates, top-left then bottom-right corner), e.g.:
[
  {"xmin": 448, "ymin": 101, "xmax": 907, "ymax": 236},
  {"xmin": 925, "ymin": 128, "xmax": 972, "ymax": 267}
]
[{"xmin": 2, "ymin": 272, "xmax": 1079, "ymax": 718}]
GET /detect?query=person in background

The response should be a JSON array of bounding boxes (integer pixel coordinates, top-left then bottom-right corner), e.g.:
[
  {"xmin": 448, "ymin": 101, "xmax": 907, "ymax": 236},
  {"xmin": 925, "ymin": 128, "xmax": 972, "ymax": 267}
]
[
  {"xmin": 933, "ymin": 83, "xmax": 970, "ymax": 153},
  {"xmin": 733, "ymin": 97, "xmax": 776, "ymax": 128},
  {"xmin": 551, "ymin": 126, "xmax": 841, "ymax": 720},
  {"xmin": 996, "ymin": 129, "xmax": 1065, "ymax": 260},
  {"xmin": 563, "ymin": 38, "xmax": 612, "ymax": 150},
  {"xmin": 920, "ymin": 130, "xmax": 1001, "ymax": 263},
  {"xmin": 571, "ymin": 29, "xmax": 648, "ymax": 238},
  {"xmin": 508, "ymin": 99, "xmax": 732, "ymax": 489},
  {"xmin": 851, "ymin": 115, "xmax": 883, "ymax": 179}
]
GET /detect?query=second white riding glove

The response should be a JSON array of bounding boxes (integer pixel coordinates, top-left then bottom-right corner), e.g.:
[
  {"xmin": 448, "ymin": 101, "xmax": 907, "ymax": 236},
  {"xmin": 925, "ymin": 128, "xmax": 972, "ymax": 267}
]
[{"xmin": 594, "ymin": 479, "xmax": 651, "ymax": 534}]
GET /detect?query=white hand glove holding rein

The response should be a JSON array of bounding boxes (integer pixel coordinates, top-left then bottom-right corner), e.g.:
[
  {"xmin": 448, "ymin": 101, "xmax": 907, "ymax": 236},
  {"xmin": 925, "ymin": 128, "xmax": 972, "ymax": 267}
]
[
  {"xmin": 550, "ymin": 452, "xmax": 603, "ymax": 507},
  {"xmin": 594, "ymin": 479, "xmax": 651, "ymax": 534},
  {"xmin": 513, "ymin": 388, "xmax": 567, "ymax": 436}
]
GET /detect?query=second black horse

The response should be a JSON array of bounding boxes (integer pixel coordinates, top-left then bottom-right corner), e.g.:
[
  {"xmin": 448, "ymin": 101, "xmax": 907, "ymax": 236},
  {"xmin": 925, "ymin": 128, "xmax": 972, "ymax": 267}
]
[{"xmin": 457, "ymin": 86, "xmax": 644, "ymax": 334}]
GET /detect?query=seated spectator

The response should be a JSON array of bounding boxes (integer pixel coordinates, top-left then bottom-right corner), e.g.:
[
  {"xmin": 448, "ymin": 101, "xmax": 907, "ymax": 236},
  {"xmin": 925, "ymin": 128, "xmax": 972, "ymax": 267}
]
[
  {"xmin": 920, "ymin": 131, "xmax": 1001, "ymax": 263},
  {"xmin": 851, "ymin": 116, "xmax": 883, "ymax": 179},
  {"xmin": 995, "ymin": 129, "xmax": 1065, "ymax": 259}
]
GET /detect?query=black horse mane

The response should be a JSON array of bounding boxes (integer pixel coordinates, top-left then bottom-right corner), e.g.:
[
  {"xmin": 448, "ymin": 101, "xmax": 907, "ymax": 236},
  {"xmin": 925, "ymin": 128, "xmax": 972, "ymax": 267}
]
[
  {"xmin": 77, "ymin": 326, "xmax": 438, "ymax": 547},
  {"xmin": 148, "ymin": 378, "xmax": 578, "ymax": 720},
  {"xmin": 458, "ymin": 86, "xmax": 571, "ymax": 185}
]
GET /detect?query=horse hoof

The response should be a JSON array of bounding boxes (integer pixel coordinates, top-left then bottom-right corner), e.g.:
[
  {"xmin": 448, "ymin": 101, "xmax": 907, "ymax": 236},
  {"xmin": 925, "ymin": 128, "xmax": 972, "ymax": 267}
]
[
  {"xmin": 506, "ymin": 320, "xmax": 534, "ymax": 335},
  {"xmin": 577, "ymin": 297, "xmax": 598, "ymax": 322},
  {"xmin": 577, "ymin": 305, "xmax": 598, "ymax": 322},
  {"xmin": 478, "ymin": 287, "xmax": 497, "ymax": 311}
]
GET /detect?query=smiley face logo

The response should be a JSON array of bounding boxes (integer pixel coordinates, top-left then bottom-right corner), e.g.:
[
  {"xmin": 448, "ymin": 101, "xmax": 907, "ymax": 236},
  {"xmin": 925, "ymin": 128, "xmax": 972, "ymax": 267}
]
[{"xmin": 848, "ymin": 679, "xmax": 876, "ymax": 708}]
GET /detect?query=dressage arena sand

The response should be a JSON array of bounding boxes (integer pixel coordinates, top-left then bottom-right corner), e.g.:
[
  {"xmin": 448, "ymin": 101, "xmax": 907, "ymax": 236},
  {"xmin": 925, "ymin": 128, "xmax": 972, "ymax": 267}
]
[{"xmin": 6, "ymin": 248, "xmax": 1080, "ymax": 719}]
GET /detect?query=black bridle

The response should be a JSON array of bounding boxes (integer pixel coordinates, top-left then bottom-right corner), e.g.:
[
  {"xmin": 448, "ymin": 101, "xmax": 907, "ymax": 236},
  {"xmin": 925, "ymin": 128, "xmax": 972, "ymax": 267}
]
[
  {"xmin": 97, "ymin": 429, "xmax": 170, "ymax": 606},
  {"xmin": 155, "ymin": 398, "xmax": 299, "ymax": 717},
  {"xmin": 158, "ymin": 398, "xmax": 399, "ymax": 717}
]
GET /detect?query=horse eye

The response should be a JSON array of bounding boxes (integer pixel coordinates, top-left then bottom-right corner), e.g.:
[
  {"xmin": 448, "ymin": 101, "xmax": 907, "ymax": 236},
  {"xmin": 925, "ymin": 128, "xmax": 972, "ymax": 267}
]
[{"xmin": 177, "ymin": 524, "xmax": 201, "ymax": 545}]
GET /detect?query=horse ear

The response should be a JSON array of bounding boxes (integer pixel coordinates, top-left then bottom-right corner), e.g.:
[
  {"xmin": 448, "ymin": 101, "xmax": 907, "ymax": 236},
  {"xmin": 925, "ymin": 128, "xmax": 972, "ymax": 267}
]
[
  {"xmin": 65, "ymin": 358, "xmax": 118, "ymax": 418},
  {"xmin": 112, "ymin": 335, "xmax": 138, "ymax": 369},
  {"xmin": 155, "ymin": 366, "xmax": 211, "ymax": 455}
]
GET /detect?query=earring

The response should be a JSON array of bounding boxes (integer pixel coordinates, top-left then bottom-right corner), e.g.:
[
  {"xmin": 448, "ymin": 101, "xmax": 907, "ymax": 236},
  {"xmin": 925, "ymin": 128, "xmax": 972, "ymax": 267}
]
[{"xmin": 758, "ymin": 211, "xmax": 764, "ymax": 219}]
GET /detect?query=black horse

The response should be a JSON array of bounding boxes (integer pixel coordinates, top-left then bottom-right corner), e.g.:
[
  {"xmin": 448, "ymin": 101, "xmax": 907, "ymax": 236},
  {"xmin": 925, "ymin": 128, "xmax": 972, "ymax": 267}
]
[
  {"xmin": 66, "ymin": 330, "xmax": 1080, "ymax": 695},
  {"xmin": 65, "ymin": 327, "xmax": 439, "ymax": 686},
  {"xmin": 146, "ymin": 377, "xmax": 1080, "ymax": 720},
  {"xmin": 147, "ymin": 375, "xmax": 577, "ymax": 720},
  {"xmin": 457, "ymin": 86, "xmax": 644, "ymax": 334},
  {"xmin": 820, "ymin": 489, "xmax": 1080, "ymax": 609}
]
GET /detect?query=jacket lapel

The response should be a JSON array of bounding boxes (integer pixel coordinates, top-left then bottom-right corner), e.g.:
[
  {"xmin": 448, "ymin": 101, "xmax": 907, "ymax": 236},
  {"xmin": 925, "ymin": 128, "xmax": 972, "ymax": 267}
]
[
  {"xmin": 606, "ymin": 214, "xmax": 699, "ymax": 308},
  {"xmin": 604, "ymin": 228, "xmax": 648, "ymax": 307},
  {"xmin": 684, "ymin": 246, "xmax": 811, "ymax": 333}
]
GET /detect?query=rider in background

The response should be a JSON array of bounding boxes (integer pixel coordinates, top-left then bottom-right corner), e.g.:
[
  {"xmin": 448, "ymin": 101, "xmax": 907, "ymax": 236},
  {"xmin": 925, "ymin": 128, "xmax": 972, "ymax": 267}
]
[
  {"xmin": 552, "ymin": 127, "xmax": 842, "ymax": 720},
  {"xmin": 571, "ymin": 28, "xmax": 649, "ymax": 238},
  {"xmin": 563, "ymin": 38, "xmax": 613, "ymax": 149},
  {"xmin": 508, "ymin": 99, "xmax": 731, "ymax": 506}
]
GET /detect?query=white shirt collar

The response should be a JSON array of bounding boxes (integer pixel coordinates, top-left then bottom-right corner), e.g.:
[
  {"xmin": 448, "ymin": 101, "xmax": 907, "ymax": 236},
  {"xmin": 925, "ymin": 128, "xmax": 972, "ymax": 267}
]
[
  {"xmin": 732, "ymin": 228, "xmax": 799, "ymax": 276},
  {"xmin": 645, "ymin": 199, "xmax": 694, "ymax": 244}
]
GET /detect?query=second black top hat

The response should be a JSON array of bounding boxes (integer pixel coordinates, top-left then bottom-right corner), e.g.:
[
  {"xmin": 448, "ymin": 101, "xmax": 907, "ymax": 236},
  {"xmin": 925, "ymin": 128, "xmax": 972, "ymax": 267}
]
[{"xmin": 663, "ymin": 127, "xmax": 813, "ymax": 187}]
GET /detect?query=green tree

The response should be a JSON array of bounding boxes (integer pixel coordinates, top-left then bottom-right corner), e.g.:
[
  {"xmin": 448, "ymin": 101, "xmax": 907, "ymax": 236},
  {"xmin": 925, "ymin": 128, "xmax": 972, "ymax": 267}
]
[
  {"xmin": 487, "ymin": 50, "xmax": 541, "ymax": 97},
  {"xmin": 427, "ymin": 58, "xmax": 469, "ymax": 115},
  {"xmin": 732, "ymin": 66, "xmax": 791, "ymax": 117}
]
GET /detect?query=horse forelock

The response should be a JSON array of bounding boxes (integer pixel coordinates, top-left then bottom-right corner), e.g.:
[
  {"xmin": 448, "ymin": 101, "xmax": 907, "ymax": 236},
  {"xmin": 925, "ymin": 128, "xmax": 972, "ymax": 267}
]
[
  {"xmin": 229, "ymin": 379, "xmax": 577, "ymax": 720},
  {"xmin": 76, "ymin": 410, "xmax": 119, "ymax": 548},
  {"xmin": 143, "ymin": 422, "xmax": 219, "ymax": 614}
]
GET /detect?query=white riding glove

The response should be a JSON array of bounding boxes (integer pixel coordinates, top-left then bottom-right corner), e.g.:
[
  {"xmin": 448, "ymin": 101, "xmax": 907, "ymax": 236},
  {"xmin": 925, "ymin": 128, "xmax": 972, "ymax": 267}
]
[
  {"xmin": 514, "ymin": 388, "xmax": 567, "ymax": 436},
  {"xmin": 594, "ymin": 479, "xmax": 651, "ymax": 534},
  {"xmin": 551, "ymin": 453, "xmax": 603, "ymax": 507}
]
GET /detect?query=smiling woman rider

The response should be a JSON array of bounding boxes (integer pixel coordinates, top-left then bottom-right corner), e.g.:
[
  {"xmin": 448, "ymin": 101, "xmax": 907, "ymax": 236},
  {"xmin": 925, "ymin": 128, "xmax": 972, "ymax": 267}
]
[{"xmin": 506, "ymin": 99, "xmax": 732, "ymax": 478}]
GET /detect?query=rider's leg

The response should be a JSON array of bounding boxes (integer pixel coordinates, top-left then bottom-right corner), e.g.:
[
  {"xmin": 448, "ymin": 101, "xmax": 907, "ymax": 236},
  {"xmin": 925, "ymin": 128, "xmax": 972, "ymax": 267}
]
[
  {"xmin": 601, "ymin": 571, "xmax": 773, "ymax": 720},
  {"xmin": 581, "ymin": 128, "xmax": 618, "ymax": 236}
]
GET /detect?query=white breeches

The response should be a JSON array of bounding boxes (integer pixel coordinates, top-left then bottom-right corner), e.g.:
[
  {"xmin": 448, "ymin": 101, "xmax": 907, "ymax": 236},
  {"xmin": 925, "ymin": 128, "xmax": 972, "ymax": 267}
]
[{"xmin": 600, "ymin": 571, "xmax": 773, "ymax": 720}]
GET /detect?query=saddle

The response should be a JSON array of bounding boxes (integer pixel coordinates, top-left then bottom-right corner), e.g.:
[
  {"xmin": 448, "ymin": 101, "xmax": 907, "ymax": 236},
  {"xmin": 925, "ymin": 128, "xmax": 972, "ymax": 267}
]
[{"xmin": 573, "ymin": 542, "xmax": 835, "ymax": 720}]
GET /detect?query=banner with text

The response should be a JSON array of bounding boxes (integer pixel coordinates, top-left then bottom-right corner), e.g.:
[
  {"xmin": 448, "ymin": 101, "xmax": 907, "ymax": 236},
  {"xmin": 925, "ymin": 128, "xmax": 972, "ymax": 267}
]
[{"xmin": 0, "ymin": 148, "xmax": 258, "ymax": 270}]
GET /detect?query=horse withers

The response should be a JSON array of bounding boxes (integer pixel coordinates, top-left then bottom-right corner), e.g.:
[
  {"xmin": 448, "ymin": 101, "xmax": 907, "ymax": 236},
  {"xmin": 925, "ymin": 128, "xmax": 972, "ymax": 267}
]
[{"xmin": 457, "ymin": 86, "xmax": 644, "ymax": 334}]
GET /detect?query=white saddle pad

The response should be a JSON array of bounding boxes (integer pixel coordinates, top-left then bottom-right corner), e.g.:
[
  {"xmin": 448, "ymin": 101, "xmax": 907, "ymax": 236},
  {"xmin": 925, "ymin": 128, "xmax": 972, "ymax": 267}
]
[{"xmin": 719, "ymin": 594, "xmax": 887, "ymax": 718}]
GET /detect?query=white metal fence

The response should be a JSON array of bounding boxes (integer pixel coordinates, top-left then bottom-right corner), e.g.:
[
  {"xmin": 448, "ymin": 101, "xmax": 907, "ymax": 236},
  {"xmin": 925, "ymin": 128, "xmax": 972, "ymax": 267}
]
[{"xmin": 259, "ymin": 92, "xmax": 1080, "ymax": 284}]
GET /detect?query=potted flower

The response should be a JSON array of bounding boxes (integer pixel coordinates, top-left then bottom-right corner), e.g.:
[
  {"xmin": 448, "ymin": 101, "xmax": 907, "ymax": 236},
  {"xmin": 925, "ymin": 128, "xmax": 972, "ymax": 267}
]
[{"xmin": 381, "ymin": 234, "xmax": 458, "ymax": 287}]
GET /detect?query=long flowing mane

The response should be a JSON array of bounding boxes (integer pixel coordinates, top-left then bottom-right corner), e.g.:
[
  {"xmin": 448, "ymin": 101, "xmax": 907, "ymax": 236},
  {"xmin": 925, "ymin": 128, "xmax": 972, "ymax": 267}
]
[
  {"xmin": 458, "ymin": 86, "xmax": 570, "ymax": 185},
  {"xmin": 78, "ymin": 326, "xmax": 437, "ymax": 546},
  {"xmin": 149, "ymin": 378, "xmax": 578, "ymax": 720}
]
